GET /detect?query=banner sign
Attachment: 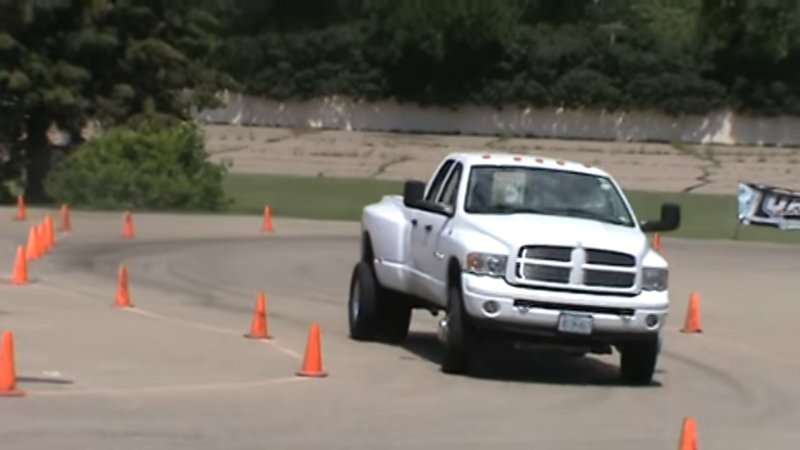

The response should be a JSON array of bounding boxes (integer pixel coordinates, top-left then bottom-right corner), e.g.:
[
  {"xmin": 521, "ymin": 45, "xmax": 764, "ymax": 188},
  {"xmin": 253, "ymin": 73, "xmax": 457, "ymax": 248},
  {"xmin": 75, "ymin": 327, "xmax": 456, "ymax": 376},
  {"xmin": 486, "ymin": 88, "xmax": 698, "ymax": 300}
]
[{"xmin": 737, "ymin": 182, "xmax": 800, "ymax": 229}]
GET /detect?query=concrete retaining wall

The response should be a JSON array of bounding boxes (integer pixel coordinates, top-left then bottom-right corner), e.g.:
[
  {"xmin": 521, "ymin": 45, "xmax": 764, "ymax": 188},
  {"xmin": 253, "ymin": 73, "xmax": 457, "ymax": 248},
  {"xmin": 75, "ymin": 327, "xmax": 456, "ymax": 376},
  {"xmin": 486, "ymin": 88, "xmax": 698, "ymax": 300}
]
[{"xmin": 193, "ymin": 92, "xmax": 800, "ymax": 147}]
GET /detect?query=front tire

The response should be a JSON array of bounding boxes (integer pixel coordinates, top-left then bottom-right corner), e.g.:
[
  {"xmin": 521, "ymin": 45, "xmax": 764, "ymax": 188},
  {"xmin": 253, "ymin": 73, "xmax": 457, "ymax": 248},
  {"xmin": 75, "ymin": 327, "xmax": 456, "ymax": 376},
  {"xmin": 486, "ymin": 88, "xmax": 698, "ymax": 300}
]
[
  {"xmin": 440, "ymin": 284, "xmax": 476, "ymax": 374},
  {"xmin": 619, "ymin": 336, "xmax": 660, "ymax": 385}
]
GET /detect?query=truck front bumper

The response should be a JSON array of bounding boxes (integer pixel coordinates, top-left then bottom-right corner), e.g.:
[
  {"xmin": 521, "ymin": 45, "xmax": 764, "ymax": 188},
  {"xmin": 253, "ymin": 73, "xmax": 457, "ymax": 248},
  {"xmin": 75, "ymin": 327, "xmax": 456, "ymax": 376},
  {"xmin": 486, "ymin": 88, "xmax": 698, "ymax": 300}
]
[{"xmin": 460, "ymin": 273, "xmax": 668, "ymax": 343}]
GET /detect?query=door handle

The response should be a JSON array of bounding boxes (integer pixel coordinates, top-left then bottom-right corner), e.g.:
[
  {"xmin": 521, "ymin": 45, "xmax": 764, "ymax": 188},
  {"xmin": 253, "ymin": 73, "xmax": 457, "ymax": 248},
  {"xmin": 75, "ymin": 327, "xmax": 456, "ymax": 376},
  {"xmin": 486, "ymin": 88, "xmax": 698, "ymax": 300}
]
[
  {"xmin": 411, "ymin": 219, "xmax": 418, "ymax": 227},
  {"xmin": 424, "ymin": 224, "xmax": 432, "ymax": 232}
]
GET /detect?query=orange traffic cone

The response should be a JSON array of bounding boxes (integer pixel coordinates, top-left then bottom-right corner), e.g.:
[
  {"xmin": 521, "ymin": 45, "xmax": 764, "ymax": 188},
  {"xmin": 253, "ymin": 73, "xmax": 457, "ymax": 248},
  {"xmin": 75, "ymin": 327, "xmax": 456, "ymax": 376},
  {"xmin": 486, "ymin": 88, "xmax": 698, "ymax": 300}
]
[
  {"xmin": 13, "ymin": 195, "xmax": 26, "ymax": 221},
  {"xmin": 45, "ymin": 215, "xmax": 56, "ymax": 247},
  {"xmin": 0, "ymin": 331, "xmax": 25, "ymax": 397},
  {"xmin": 244, "ymin": 291, "xmax": 272, "ymax": 339},
  {"xmin": 11, "ymin": 246, "xmax": 29, "ymax": 285},
  {"xmin": 36, "ymin": 221, "xmax": 48, "ymax": 255},
  {"xmin": 296, "ymin": 322, "xmax": 327, "ymax": 378},
  {"xmin": 653, "ymin": 233, "xmax": 663, "ymax": 253},
  {"xmin": 115, "ymin": 265, "xmax": 132, "ymax": 307},
  {"xmin": 262, "ymin": 206, "xmax": 274, "ymax": 232},
  {"xmin": 681, "ymin": 292, "xmax": 703, "ymax": 333},
  {"xmin": 677, "ymin": 416, "xmax": 698, "ymax": 450},
  {"xmin": 122, "ymin": 211, "xmax": 135, "ymax": 239},
  {"xmin": 25, "ymin": 226, "xmax": 40, "ymax": 261},
  {"xmin": 60, "ymin": 204, "xmax": 71, "ymax": 232}
]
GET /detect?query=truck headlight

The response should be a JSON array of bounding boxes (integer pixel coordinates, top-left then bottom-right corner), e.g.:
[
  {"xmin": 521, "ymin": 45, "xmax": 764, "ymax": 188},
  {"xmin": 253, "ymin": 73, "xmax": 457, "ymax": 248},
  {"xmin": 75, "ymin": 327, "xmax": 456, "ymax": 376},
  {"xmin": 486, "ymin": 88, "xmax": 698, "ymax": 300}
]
[
  {"xmin": 642, "ymin": 267, "xmax": 668, "ymax": 291},
  {"xmin": 465, "ymin": 252, "xmax": 507, "ymax": 277}
]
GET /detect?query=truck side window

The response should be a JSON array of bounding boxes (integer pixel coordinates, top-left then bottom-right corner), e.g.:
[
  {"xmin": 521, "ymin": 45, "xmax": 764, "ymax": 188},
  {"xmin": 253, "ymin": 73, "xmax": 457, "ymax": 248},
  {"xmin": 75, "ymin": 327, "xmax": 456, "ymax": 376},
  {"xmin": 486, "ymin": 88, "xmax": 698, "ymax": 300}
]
[
  {"xmin": 438, "ymin": 163, "xmax": 463, "ymax": 208},
  {"xmin": 424, "ymin": 159, "xmax": 455, "ymax": 202}
]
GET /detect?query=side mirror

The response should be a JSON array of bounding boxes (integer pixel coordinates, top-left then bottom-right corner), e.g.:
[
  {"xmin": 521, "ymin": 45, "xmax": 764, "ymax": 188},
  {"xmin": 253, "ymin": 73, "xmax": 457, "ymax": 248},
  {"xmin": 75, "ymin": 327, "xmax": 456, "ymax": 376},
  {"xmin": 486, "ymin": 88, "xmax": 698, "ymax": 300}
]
[
  {"xmin": 640, "ymin": 203, "xmax": 681, "ymax": 232},
  {"xmin": 403, "ymin": 180, "xmax": 426, "ymax": 207}
]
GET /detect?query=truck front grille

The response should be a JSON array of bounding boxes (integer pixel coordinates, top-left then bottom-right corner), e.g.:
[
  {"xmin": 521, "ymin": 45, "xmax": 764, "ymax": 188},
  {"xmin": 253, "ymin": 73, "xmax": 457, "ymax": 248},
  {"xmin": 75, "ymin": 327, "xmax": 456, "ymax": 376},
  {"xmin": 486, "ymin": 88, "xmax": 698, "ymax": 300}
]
[
  {"xmin": 516, "ymin": 245, "xmax": 638, "ymax": 293},
  {"xmin": 521, "ymin": 265, "xmax": 571, "ymax": 283}
]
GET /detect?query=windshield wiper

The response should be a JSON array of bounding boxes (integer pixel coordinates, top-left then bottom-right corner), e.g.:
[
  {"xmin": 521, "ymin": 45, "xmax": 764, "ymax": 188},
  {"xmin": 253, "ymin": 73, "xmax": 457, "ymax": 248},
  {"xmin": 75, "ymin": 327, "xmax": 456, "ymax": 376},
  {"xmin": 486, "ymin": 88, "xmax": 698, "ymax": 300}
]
[
  {"xmin": 480, "ymin": 206, "xmax": 550, "ymax": 215},
  {"xmin": 471, "ymin": 206, "xmax": 629, "ymax": 225},
  {"xmin": 542, "ymin": 207, "xmax": 630, "ymax": 226}
]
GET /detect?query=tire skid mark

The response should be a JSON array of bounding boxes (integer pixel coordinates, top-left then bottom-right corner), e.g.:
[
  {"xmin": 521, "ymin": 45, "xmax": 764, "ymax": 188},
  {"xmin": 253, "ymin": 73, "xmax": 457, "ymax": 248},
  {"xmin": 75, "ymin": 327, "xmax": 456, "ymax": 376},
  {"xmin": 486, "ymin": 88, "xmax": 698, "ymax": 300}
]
[
  {"xmin": 169, "ymin": 245, "xmax": 786, "ymax": 421},
  {"xmin": 153, "ymin": 243, "xmax": 345, "ymax": 307},
  {"xmin": 58, "ymin": 235, "xmax": 348, "ymax": 313},
  {"xmin": 44, "ymin": 241, "xmax": 343, "ymax": 348},
  {"xmin": 32, "ymin": 280, "xmax": 303, "ymax": 361},
  {"xmin": 167, "ymin": 238, "xmax": 354, "ymax": 302},
  {"xmin": 663, "ymin": 329, "xmax": 800, "ymax": 427},
  {"xmin": 161, "ymin": 262, "xmax": 333, "ymax": 329},
  {"xmin": 167, "ymin": 261, "xmax": 342, "ymax": 310},
  {"xmin": 162, "ymin": 263, "xmax": 361, "ymax": 342},
  {"xmin": 743, "ymin": 377, "xmax": 800, "ymax": 429},
  {"xmin": 40, "ymin": 271, "xmax": 790, "ymax": 427},
  {"xmin": 121, "ymin": 307, "xmax": 303, "ymax": 360},
  {"xmin": 665, "ymin": 328, "xmax": 800, "ymax": 370},
  {"xmin": 42, "ymin": 230, "xmax": 798, "ymax": 429},
  {"xmin": 660, "ymin": 347, "xmax": 791, "ymax": 426},
  {"xmin": 662, "ymin": 348, "xmax": 754, "ymax": 400},
  {"xmin": 30, "ymin": 376, "xmax": 307, "ymax": 398},
  {"xmin": 51, "ymin": 245, "xmax": 320, "ymax": 330},
  {"xmin": 53, "ymin": 234, "xmax": 358, "ymax": 267}
]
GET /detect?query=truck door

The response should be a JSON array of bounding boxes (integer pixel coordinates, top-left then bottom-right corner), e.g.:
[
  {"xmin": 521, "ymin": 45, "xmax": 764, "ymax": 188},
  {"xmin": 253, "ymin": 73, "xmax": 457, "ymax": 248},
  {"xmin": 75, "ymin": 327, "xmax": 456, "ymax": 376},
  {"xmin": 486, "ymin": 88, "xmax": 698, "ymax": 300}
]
[
  {"xmin": 411, "ymin": 162, "xmax": 463, "ymax": 306},
  {"xmin": 408, "ymin": 159, "xmax": 455, "ymax": 300}
]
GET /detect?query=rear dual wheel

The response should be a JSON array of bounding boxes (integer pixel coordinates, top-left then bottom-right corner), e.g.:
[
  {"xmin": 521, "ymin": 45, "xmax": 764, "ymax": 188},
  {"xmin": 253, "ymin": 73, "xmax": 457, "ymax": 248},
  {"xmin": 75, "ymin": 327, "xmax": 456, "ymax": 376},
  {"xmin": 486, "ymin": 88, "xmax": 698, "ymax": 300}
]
[{"xmin": 348, "ymin": 261, "xmax": 412, "ymax": 343}]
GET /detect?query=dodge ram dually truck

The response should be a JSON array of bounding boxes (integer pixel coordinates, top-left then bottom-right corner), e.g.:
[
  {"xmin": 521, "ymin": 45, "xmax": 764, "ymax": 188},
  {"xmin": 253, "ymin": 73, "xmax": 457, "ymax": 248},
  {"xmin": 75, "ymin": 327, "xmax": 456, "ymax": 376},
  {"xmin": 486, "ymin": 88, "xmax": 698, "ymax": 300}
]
[{"xmin": 347, "ymin": 152, "xmax": 680, "ymax": 385}]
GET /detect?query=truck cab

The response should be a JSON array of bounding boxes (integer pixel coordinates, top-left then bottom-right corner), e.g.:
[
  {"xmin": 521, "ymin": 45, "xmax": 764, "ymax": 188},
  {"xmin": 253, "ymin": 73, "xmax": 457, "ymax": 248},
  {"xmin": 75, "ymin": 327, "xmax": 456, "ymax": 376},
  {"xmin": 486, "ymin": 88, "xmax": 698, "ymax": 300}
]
[{"xmin": 348, "ymin": 152, "xmax": 680, "ymax": 385}]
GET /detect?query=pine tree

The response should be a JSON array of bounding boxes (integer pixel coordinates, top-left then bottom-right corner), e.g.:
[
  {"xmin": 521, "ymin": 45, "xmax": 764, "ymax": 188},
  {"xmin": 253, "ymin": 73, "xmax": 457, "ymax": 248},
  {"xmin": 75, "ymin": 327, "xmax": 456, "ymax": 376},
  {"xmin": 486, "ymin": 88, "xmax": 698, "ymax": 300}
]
[{"xmin": 0, "ymin": 0, "xmax": 234, "ymax": 202}]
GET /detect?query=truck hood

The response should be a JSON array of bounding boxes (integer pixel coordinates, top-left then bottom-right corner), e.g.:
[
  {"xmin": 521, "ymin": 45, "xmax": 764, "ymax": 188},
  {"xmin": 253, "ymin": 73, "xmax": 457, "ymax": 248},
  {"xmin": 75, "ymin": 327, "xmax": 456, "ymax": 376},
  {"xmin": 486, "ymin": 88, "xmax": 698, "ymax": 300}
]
[{"xmin": 462, "ymin": 213, "xmax": 647, "ymax": 257}]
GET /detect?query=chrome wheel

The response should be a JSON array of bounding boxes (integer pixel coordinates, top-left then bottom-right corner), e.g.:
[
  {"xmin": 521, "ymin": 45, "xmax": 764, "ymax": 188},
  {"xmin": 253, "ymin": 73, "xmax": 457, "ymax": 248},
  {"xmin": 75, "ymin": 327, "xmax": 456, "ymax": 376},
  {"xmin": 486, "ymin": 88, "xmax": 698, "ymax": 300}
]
[
  {"xmin": 348, "ymin": 261, "xmax": 379, "ymax": 341},
  {"xmin": 440, "ymin": 284, "xmax": 475, "ymax": 374},
  {"xmin": 438, "ymin": 314, "xmax": 449, "ymax": 346}
]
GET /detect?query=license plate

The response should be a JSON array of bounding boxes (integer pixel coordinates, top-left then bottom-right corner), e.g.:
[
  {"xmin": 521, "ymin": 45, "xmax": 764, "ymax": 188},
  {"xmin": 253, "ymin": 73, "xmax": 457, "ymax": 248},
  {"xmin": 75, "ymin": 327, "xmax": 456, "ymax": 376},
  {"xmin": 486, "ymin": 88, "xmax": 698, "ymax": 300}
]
[{"xmin": 557, "ymin": 313, "xmax": 593, "ymax": 335}]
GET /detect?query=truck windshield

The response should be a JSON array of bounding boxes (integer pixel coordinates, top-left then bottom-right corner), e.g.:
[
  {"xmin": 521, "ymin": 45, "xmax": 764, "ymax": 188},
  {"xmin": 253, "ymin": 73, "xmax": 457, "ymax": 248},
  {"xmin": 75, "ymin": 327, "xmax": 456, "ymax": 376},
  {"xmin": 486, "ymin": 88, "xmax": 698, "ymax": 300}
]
[{"xmin": 463, "ymin": 165, "xmax": 636, "ymax": 227}]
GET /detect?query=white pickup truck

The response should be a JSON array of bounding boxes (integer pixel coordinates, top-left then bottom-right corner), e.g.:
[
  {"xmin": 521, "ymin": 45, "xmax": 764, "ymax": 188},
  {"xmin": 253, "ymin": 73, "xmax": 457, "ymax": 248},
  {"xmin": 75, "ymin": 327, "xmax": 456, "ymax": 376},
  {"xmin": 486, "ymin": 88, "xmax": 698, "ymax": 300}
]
[{"xmin": 347, "ymin": 152, "xmax": 680, "ymax": 385}]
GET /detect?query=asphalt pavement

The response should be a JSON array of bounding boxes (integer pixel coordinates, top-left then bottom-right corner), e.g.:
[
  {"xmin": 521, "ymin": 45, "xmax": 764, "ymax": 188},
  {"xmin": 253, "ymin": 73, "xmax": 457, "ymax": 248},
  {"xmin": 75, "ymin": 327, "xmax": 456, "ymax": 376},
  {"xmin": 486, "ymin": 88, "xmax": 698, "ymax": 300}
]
[{"xmin": 0, "ymin": 206, "xmax": 798, "ymax": 450}]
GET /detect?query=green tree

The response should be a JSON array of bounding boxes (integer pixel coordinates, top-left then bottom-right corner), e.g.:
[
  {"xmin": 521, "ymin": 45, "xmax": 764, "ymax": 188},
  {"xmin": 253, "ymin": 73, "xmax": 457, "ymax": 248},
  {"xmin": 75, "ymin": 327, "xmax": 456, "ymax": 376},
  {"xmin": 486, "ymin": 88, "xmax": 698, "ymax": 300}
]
[
  {"xmin": 697, "ymin": 0, "xmax": 800, "ymax": 114},
  {"xmin": 0, "ymin": 0, "xmax": 234, "ymax": 202}
]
